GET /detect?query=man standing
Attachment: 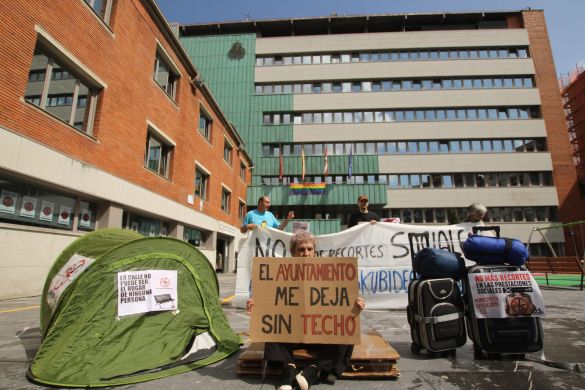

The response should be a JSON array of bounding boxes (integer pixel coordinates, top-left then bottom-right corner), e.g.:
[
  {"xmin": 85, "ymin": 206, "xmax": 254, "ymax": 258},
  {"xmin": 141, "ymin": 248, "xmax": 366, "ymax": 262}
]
[
  {"xmin": 240, "ymin": 196, "xmax": 294, "ymax": 233},
  {"xmin": 348, "ymin": 195, "xmax": 380, "ymax": 228}
]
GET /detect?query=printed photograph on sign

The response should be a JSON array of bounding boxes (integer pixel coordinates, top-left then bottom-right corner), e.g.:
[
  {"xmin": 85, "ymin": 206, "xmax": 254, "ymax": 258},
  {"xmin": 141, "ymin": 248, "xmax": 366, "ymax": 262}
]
[
  {"xmin": 117, "ymin": 270, "xmax": 178, "ymax": 317},
  {"xmin": 39, "ymin": 200, "xmax": 54, "ymax": 222},
  {"xmin": 57, "ymin": 205, "xmax": 71, "ymax": 226},
  {"xmin": 20, "ymin": 196, "xmax": 37, "ymax": 219},
  {"xmin": 79, "ymin": 209, "xmax": 92, "ymax": 228},
  {"xmin": 0, "ymin": 189, "xmax": 18, "ymax": 215},
  {"xmin": 467, "ymin": 271, "xmax": 546, "ymax": 318},
  {"xmin": 249, "ymin": 257, "xmax": 361, "ymax": 345}
]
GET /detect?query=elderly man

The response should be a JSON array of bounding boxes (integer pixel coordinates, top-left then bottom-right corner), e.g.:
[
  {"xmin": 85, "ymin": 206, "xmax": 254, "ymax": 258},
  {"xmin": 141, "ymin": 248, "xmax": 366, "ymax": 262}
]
[
  {"xmin": 465, "ymin": 203, "xmax": 488, "ymax": 224},
  {"xmin": 241, "ymin": 196, "xmax": 294, "ymax": 233},
  {"xmin": 247, "ymin": 232, "xmax": 365, "ymax": 390}
]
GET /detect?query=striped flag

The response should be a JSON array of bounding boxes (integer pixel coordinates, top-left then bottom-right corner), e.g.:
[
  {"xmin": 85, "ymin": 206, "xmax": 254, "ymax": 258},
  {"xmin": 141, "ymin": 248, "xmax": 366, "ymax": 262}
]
[
  {"xmin": 301, "ymin": 147, "xmax": 306, "ymax": 180},
  {"xmin": 348, "ymin": 146, "xmax": 353, "ymax": 179},
  {"xmin": 323, "ymin": 146, "xmax": 328, "ymax": 176}
]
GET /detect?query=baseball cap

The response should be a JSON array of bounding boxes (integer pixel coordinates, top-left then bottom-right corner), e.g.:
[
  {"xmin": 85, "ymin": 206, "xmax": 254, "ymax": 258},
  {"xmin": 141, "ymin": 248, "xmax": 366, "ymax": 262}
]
[{"xmin": 357, "ymin": 195, "xmax": 368, "ymax": 202}]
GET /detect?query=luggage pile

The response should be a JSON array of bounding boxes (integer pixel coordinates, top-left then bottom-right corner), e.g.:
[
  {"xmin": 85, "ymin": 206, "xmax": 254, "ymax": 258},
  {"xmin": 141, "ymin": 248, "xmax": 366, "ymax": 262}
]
[{"xmin": 406, "ymin": 226, "xmax": 544, "ymax": 359}]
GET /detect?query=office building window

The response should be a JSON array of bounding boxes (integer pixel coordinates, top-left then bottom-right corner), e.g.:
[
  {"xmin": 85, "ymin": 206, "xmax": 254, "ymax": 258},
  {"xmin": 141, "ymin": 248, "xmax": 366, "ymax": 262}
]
[
  {"xmin": 240, "ymin": 161, "xmax": 247, "ymax": 180},
  {"xmin": 223, "ymin": 138, "xmax": 233, "ymax": 165},
  {"xmin": 195, "ymin": 167, "xmax": 209, "ymax": 200},
  {"xmin": 83, "ymin": 0, "xmax": 113, "ymax": 24},
  {"xmin": 145, "ymin": 131, "xmax": 173, "ymax": 177},
  {"xmin": 221, "ymin": 186, "xmax": 231, "ymax": 213},
  {"xmin": 239, "ymin": 200, "xmax": 246, "ymax": 220},
  {"xmin": 153, "ymin": 48, "xmax": 180, "ymax": 100},
  {"xmin": 198, "ymin": 109, "xmax": 212, "ymax": 140},
  {"xmin": 25, "ymin": 42, "xmax": 100, "ymax": 135}
]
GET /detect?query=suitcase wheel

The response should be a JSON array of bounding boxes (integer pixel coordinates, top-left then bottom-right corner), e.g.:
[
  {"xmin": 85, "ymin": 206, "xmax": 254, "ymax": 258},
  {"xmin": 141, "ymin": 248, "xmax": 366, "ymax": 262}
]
[{"xmin": 410, "ymin": 343, "xmax": 421, "ymax": 354}]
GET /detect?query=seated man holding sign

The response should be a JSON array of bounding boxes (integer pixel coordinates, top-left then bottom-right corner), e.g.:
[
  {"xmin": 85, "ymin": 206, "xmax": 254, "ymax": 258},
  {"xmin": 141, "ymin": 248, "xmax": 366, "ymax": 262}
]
[{"xmin": 247, "ymin": 232, "xmax": 365, "ymax": 390}]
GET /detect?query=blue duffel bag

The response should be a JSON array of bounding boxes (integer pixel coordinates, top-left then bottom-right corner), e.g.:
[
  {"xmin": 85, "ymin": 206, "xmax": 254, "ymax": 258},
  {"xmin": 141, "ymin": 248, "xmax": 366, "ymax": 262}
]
[
  {"xmin": 462, "ymin": 235, "xmax": 529, "ymax": 266},
  {"xmin": 413, "ymin": 248, "xmax": 466, "ymax": 280}
]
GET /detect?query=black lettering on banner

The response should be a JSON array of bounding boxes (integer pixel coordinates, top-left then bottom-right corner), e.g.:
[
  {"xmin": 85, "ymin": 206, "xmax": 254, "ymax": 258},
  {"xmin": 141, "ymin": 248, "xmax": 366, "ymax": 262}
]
[
  {"xmin": 262, "ymin": 314, "xmax": 291, "ymax": 334},
  {"xmin": 391, "ymin": 232, "xmax": 409, "ymax": 259}
]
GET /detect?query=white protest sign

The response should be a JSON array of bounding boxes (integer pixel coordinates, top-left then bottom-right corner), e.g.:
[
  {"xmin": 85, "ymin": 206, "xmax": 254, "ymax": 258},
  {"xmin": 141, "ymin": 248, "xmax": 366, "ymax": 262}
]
[
  {"xmin": 236, "ymin": 222, "xmax": 476, "ymax": 309},
  {"xmin": 117, "ymin": 270, "xmax": 178, "ymax": 317},
  {"xmin": 467, "ymin": 271, "xmax": 545, "ymax": 318}
]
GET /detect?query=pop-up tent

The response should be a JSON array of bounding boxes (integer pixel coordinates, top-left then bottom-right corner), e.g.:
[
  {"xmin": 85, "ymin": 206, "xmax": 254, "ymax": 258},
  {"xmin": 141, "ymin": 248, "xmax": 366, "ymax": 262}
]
[{"xmin": 30, "ymin": 229, "xmax": 240, "ymax": 387}]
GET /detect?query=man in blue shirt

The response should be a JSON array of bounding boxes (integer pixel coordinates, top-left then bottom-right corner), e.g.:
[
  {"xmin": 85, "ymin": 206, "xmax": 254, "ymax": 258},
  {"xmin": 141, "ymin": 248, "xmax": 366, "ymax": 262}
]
[{"xmin": 240, "ymin": 196, "xmax": 294, "ymax": 233}]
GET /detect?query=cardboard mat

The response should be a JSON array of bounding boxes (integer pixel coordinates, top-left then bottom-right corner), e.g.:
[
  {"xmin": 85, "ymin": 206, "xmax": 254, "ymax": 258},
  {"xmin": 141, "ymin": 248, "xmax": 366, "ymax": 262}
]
[{"xmin": 236, "ymin": 330, "xmax": 400, "ymax": 379}]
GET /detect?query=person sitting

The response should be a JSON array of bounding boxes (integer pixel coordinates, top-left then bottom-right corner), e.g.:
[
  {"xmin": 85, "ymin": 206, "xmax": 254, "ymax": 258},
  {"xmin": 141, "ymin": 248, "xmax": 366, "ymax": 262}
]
[
  {"xmin": 246, "ymin": 231, "xmax": 365, "ymax": 390},
  {"xmin": 465, "ymin": 203, "xmax": 487, "ymax": 224}
]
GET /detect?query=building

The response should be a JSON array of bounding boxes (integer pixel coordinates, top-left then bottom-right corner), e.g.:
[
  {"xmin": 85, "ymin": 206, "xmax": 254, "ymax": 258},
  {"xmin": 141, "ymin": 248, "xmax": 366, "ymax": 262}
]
[
  {"xmin": 560, "ymin": 63, "xmax": 585, "ymax": 182},
  {"xmin": 0, "ymin": 0, "xmax": 251, "ymax": 299},
  {"xmin": 177, "ymin": 10, "xmax": 584, "ymax": 255}
]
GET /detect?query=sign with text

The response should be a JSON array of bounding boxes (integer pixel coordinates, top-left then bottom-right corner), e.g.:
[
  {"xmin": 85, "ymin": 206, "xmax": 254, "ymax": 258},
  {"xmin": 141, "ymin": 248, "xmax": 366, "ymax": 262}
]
[
  {"xmin": 250, "ymin": 257, "xmax": 360, "ymax": 344},
  {"xmin": 117, "ymin": 270, "xmax": 178, "ymax": 317},
  {"xmin": 467, "ymin": 271, "xmax": 546, "ymax": 318}
]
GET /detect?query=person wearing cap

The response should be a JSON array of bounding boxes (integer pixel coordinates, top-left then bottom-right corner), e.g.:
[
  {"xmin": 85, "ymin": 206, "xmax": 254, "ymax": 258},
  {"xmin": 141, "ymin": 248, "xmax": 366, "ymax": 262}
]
[{"xmin": 348, "ymin": 195, "xmax": 380, "ymax": 228}]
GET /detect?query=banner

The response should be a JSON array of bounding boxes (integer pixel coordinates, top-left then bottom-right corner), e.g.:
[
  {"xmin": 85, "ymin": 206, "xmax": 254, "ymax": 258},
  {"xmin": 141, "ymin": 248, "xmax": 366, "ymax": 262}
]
[
  {"xmin": 467, "ymin": 271, "xmax": 545, "ymax": 318},
  {"xmin": 249, "ymin": 257, "xmax": 360, "ymax": 344},
  {"xmin": 236, "ymin": 222, "xmax": 478, "ymax": 309}
]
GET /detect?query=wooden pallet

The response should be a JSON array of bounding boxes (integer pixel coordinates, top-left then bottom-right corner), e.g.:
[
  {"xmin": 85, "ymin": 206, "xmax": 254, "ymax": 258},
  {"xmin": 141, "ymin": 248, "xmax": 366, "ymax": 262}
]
[{"xmin": 236, "ymin": 330, "xmax": 400, "ymax": 379}]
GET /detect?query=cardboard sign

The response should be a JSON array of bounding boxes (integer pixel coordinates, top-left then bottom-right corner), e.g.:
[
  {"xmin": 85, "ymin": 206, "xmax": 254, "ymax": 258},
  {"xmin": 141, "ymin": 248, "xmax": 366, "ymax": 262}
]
[
  {"xmin": 249, "ymin": 257, "xmax": 360, "ymax": 344},
  {"xmin": 467, "ymin": 271, "xmax": 546, "ymax": 318}
]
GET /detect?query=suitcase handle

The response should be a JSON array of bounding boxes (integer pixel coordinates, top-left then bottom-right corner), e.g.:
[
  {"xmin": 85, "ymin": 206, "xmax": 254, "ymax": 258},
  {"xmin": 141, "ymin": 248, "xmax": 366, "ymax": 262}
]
[
  {"xmin": 408, "ymin": 231, "xmax": 430, "ymax": 265},
  {"xmin": 472, "ymin": 225, "xmax": 500, "ymax": 237}
]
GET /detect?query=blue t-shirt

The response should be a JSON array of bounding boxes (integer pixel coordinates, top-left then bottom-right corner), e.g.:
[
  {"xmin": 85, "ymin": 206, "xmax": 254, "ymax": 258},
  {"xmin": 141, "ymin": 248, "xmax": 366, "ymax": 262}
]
[{"xmin": 243, "ymin": 209, "xmax": 280, "ymax": 229}]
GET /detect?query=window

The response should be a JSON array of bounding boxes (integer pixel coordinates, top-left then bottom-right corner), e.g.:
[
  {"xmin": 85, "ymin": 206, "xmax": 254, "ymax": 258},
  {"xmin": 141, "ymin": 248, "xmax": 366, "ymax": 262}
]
[
  {"xmin": 240, "ymin": 161, "xmax": 247, "ymax": 180},
  {"xmin": 221, "ymin": 186, "xmax": 231, "ymax": 213},
  {"xmin": 223, "ymin": 138, "xmax": 233, "ymax": 165},
  {"xmin": 153, "ymin": 47, "xmax": 180, "ymax": 100},
  {"xmin": 239, "ymin": 200, "xmax": 247, "ymax": 220},
  {"xmin": 25, "ymin": 42, "xmax": 101, "ymax": 134},
  {"xmin": 198, "ymin": 108, "xmax": 212, "ymax": 140},
  {"xmin": 194, "ymin": 166, "xmax": 209, "ymax": 200},
  {"xmin": 145, "ymin": 129, "xmax": 173, "ymax": 177},
  {"xmin": 83, "ymin": 0, "xmax": 113, "ymax": 24}
]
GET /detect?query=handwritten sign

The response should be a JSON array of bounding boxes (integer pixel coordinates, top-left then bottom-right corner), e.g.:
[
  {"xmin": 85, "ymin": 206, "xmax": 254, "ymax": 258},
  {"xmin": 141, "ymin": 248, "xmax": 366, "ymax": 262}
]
[{"xmin": 249, "ymin": 257, "xmax": 360, "ymax": 344}]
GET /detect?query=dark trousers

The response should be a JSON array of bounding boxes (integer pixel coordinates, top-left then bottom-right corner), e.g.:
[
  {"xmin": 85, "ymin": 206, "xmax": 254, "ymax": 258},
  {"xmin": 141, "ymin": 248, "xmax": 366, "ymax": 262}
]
[{"xmin": 264, "ymin": 342, "xmax": 354, "ymax": 377}]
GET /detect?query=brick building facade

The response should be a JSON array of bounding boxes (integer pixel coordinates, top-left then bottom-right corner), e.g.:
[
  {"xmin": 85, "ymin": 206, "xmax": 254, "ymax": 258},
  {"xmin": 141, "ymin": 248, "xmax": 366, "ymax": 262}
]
[{"xmin": 0, "ymin": 0, "xmax": 251, "ymax": 298}]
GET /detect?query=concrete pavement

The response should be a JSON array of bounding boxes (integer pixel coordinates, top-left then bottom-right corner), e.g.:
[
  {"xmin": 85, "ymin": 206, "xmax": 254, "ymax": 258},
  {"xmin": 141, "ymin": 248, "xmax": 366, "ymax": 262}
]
[{"xmin": 1, "ymin": 273, "xmax": 584, "ymax": 389}]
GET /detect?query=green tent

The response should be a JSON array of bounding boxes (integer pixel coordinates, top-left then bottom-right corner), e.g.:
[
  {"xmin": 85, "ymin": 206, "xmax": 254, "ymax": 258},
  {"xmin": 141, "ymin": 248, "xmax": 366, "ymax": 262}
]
[{"xmin": 30, "ymin": 230, "xmax": 240, "ymax": 387}]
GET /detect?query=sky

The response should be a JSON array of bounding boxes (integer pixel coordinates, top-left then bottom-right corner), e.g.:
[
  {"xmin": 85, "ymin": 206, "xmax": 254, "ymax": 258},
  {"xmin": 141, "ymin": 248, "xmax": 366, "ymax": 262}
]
[{"xmin": 156, "ymin": 0, "xmax": 584, "ymax": 77}]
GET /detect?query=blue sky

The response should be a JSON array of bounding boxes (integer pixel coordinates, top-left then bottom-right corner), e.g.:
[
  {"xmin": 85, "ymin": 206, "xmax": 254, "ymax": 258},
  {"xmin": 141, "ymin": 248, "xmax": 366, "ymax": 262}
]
[{"xmin": 156, "ymin": 0, "xmax": 584, "ymax": 76}]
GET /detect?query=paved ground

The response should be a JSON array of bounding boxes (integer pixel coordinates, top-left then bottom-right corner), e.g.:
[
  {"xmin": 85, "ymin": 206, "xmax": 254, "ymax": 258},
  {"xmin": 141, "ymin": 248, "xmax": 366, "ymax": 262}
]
[{"xmin": 1, "ymin": 273, "xmax": 584, "ymax": 389}]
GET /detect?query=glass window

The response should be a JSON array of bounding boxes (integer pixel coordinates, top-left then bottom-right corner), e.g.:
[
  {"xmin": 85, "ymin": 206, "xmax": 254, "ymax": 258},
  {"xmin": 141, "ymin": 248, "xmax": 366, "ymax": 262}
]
[
  {"xmin": 195, "ymin": 167, "xmax": 209, "ymax": 200},
  {"xmin": 145, "ymin": 131, "xmax": 173, "ymax": 177},
  {"xmin": 223, "ymin": 139, "xmax": 233, "ymax": 165},
  {"xmin": 388, "ymin": 175, "xmax": 399, "ymax": 188},
  {"xmin": 199, "ymin": 109, "xmax": 212, "ymax": 139},
  {"xmin": 221, "ymin": 187, "xmax": 231, "ymax": 213},
  {"xmin": 153, "ymin": 51, "xmax": 179, "ymax": 100},
  {"xmin": 26, "ymin": 44, "xmax": 99, "ymax": 134},
  {"xmin": 362, "ymin": 81, "xmax": 372, "ymax": 92}
]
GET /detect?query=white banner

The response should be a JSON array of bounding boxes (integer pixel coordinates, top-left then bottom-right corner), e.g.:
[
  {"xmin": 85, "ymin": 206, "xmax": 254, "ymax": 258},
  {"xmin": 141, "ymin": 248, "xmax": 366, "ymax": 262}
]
[
  {"xmin": 117, "ymin": 270, "xmax": 178, "ymax": 317},
  {"xmin": 467, "ymin": 271, "xmax": 545, "ymax": 318},
  {"xmin": 236, "ymin": 222, "xmax": 479, "ymax": 309}
]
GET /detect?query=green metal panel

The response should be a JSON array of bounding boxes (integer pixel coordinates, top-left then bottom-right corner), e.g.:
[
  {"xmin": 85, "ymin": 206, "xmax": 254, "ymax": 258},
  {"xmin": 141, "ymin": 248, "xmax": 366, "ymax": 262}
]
[
  {"xmin": 180, "ymin": 34, "xmax": 386, "ymax": 210},
  {"xmin": 247, "ymin": 184, "xmax": 387, "ymax": 206},
  {"xmin": 282, "ymin": 219, "xmax": 342, "ymax": 235}
]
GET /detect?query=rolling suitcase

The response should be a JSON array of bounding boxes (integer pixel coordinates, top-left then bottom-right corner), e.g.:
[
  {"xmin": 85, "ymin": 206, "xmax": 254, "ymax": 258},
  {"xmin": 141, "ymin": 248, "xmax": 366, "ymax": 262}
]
[
  {"xmin": 465, "ymin": 264, "xmax": 544, "ymax": 358},
  {"xmin": 463, "ymin": 226, "xmax": 543, "ymax": 358},
  {"xmin": 406, "ymin": 232, "xmax": 467, "ymax": 355}
]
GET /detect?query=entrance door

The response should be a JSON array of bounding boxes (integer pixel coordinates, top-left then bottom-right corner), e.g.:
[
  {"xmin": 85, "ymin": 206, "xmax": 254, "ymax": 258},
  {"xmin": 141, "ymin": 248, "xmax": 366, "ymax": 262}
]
[{"xmin": 215, "ymin": 238, "xmax": 226, "ymax": 272}]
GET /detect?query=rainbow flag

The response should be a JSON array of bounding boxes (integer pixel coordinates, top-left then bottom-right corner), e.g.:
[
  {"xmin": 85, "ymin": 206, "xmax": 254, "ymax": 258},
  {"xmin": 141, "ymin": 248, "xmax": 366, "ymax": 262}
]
[{"xmin": 289, "ymin": 182, "xmax": 327, "ymax": 195}]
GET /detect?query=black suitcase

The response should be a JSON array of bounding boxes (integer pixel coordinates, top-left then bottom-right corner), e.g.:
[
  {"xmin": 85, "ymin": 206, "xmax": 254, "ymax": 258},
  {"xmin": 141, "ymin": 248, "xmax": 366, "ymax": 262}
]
[
  {"xmin": 406, "ymin": 232, "xmax": 467, "ymax": 355},
  {"xmin": 465, "ymin": 264, "xmax": 544, "ymax": 358}
]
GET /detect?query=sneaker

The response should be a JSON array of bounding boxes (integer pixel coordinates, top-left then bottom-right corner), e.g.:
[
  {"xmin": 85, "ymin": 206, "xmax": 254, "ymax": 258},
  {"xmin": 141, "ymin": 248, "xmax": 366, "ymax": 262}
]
[
  {"xmin": 296, "ymin": 365, "xmax": 319, "ymax": 390},
  {"xmin": 277, "ymin": 364, "xmax": 297, "ymax": 390}
]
